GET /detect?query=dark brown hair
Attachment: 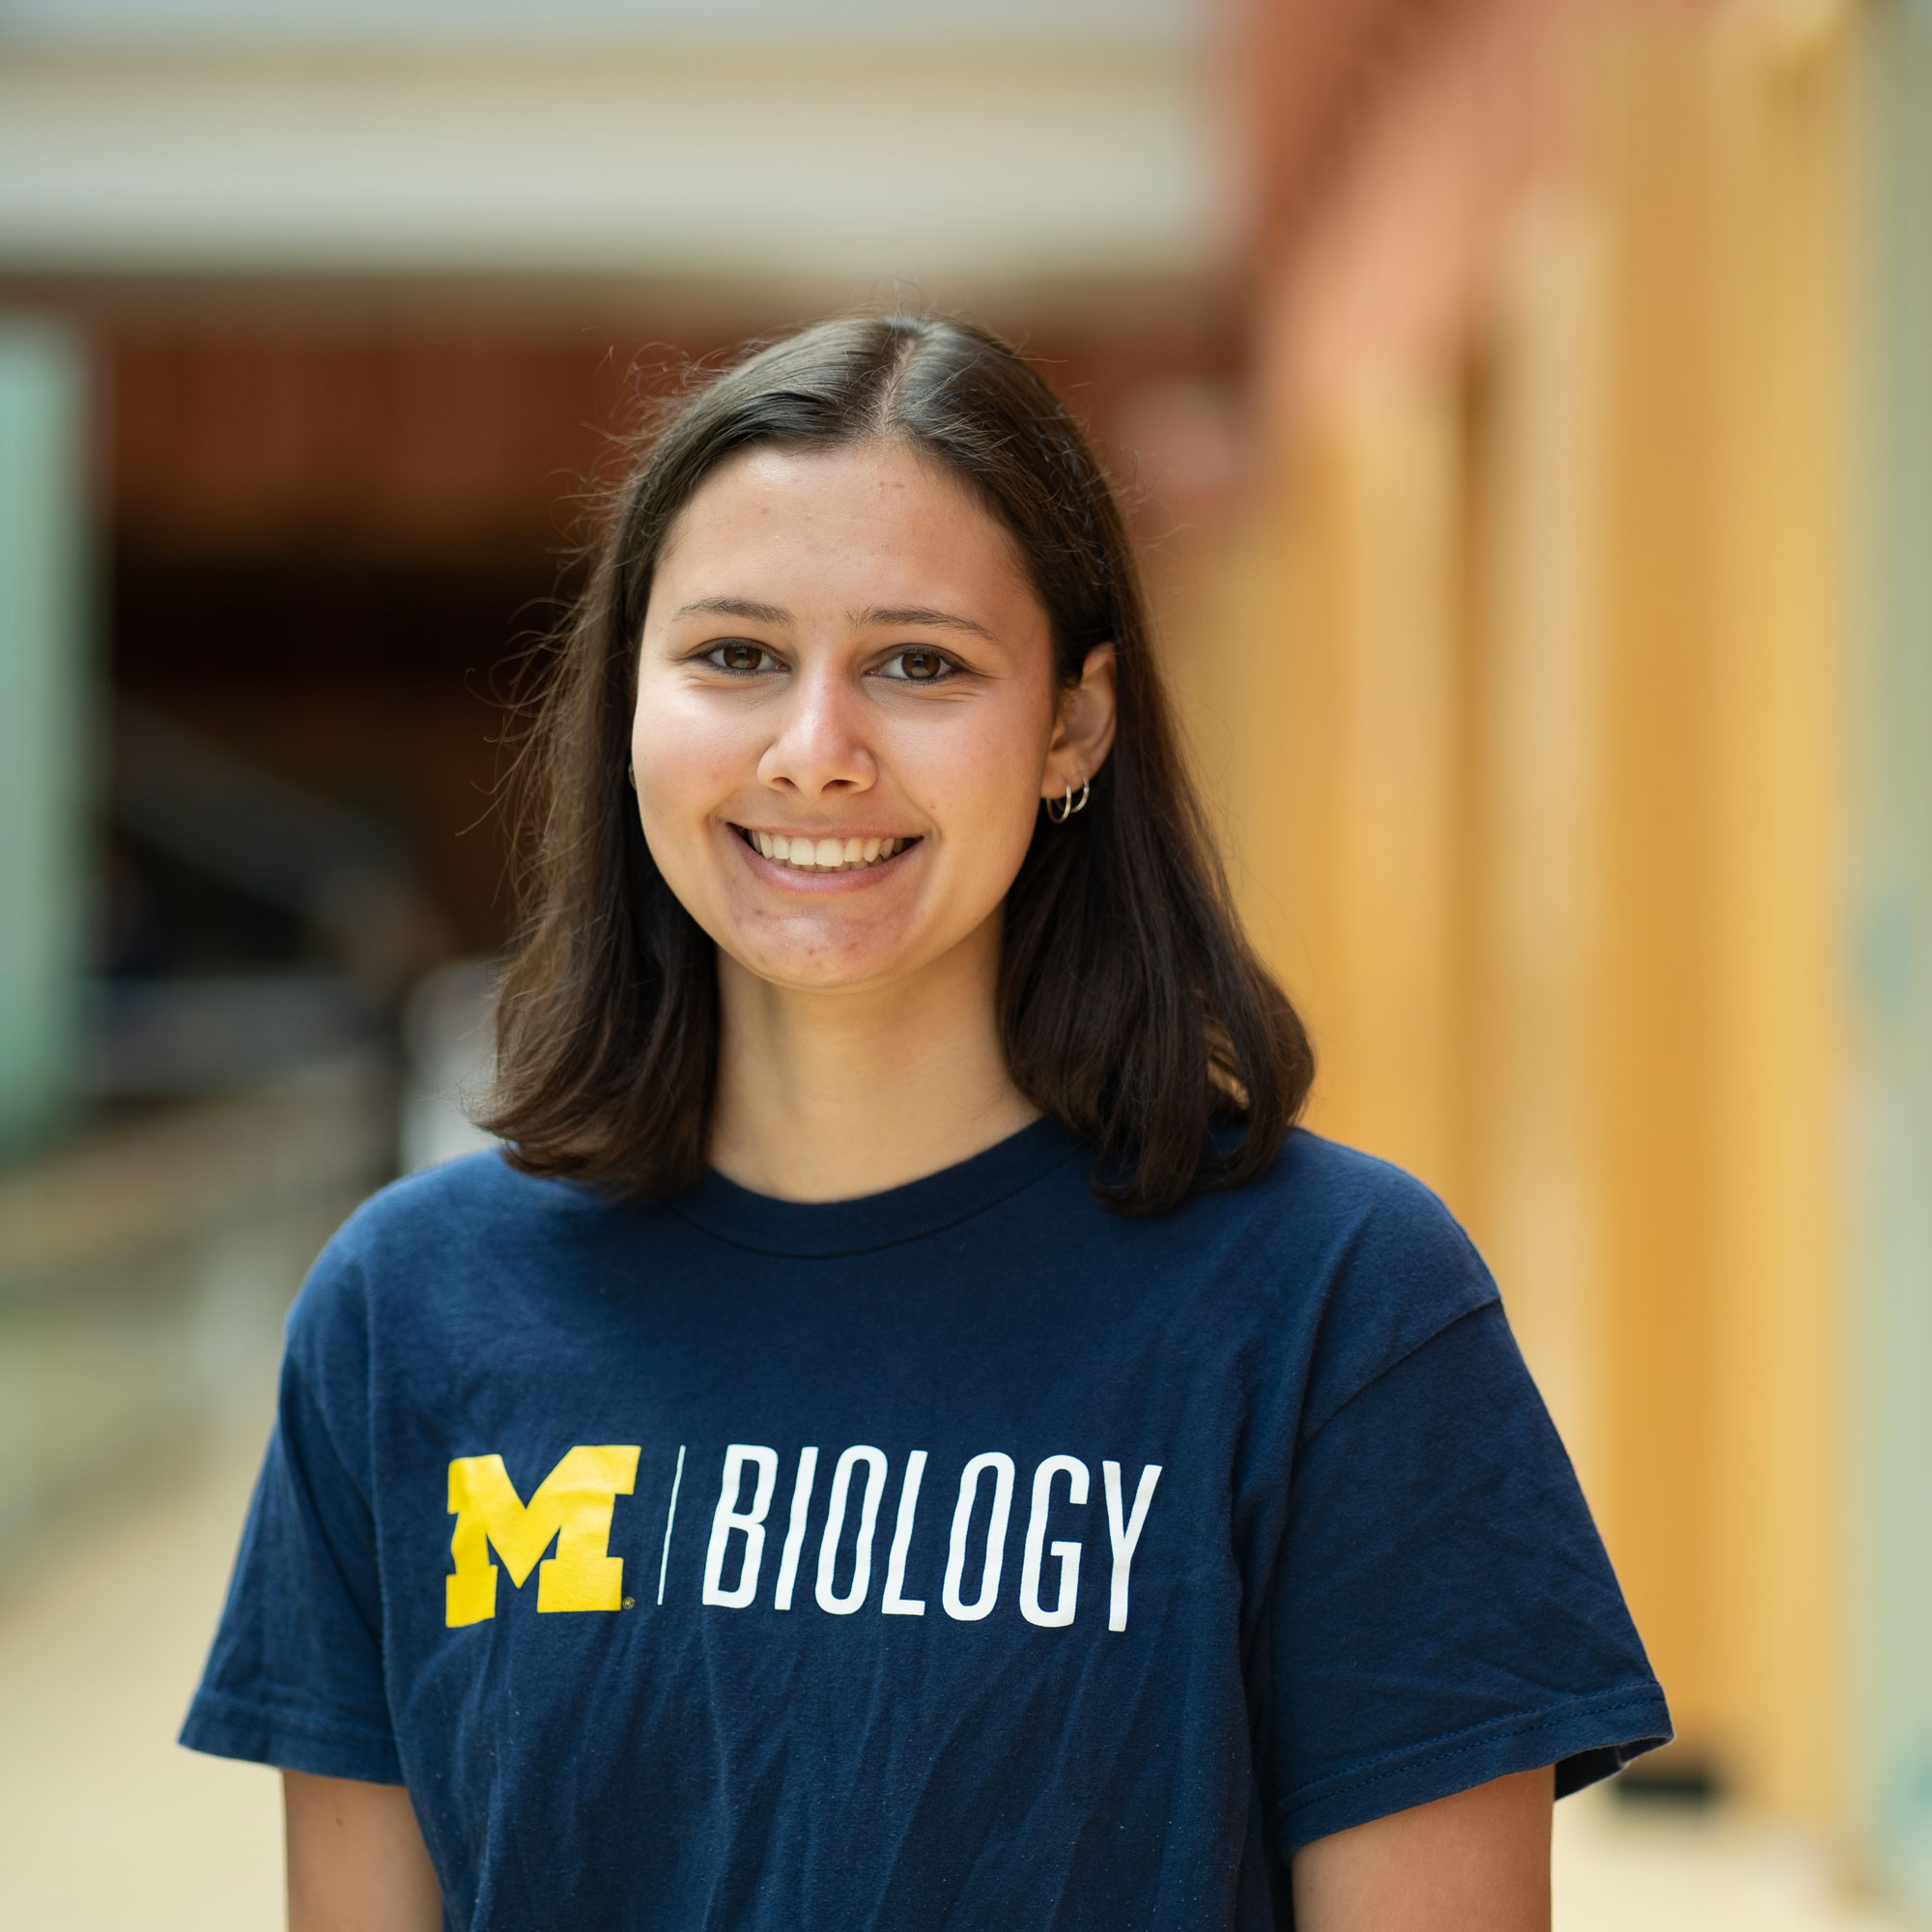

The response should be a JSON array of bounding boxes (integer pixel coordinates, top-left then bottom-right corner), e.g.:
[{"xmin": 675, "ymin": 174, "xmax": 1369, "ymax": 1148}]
[{"xmin": 485, "ymin": 314, "xmax": 1312, "ymax": 1213}]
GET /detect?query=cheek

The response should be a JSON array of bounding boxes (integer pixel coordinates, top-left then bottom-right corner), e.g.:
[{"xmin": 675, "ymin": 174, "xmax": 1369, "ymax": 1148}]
[
  {"xmin": 629, "ymin": 698, "xmax": 753, "ymax": 908},
  {"xmin": 631, "ymin": 690, "xmax": 744, "ymax": 830},
  {"xmin": 907, "ymin": 707, "xmax": 1051, "ymax": 867}
]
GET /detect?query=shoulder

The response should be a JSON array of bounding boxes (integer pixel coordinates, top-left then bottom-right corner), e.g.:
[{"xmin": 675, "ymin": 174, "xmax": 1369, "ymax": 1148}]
[
  {"xmin": 331, "ymin": 1147, "xmax": 583, "ymax": 1248},
  {"xmin": 283, "ymin": 1151, "xmax": 611, "ymax": 1355},
  {"xmin": 1195, "ymin": 1129, "xmax": 1501, "ymax": 1428},
  {"xmin": 1199, "ymin": 1127, "xmax": 1487, "ymax": 1281},
  {"xmin": 1252, "ymin": 1128, "xmax": 1469, "ymax": 1230}
]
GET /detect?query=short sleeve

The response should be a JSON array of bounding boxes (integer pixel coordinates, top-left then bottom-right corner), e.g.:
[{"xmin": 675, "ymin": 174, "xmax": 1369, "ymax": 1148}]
[
  {"xmin": 179, "ymin": 1245, "xmax": 405, "ymax": 1784},
  {"xmin": 1268, "ymin": 1300, "xmax": 1669, "ymax": 1853}
]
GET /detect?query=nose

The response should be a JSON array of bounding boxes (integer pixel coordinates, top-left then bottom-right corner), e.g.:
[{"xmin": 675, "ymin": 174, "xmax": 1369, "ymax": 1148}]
[{"xmin": 756, "ymin": 661, "xmax": 878, "ymax": 798}]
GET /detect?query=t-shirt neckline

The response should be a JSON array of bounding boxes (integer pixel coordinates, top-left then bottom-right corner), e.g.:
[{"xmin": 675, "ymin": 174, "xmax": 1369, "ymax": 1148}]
[{"xmin": 667, "ymin": 1115, "xmax": 1086, "ymax": 1258}]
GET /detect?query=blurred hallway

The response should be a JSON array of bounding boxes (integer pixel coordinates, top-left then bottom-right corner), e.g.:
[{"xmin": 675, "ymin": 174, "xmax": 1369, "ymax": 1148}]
[
  {"xmin": 0, "ymin": 1378, "xmax": 1909, "ymax": 1930},
  {"xmin": 0, "ymin": 1400, "xmax": 281, "ymax": 1930},
  {"xmin": 5, "ymin": 0, "xmax": 1932, "ymax": 1920}
]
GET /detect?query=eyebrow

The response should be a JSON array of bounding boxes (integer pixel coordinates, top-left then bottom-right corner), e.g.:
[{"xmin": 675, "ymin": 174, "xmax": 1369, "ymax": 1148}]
[
  {"xmin": 672, "ymin": 596, "xmax": 793, "ymax": 625},
  {"xmin": 670, "ymin": 596, "xmax": 997, "ymax": 644},
  {"xmin": 857, "ymin": 605, "xmax": 998, "ymax": 642}
]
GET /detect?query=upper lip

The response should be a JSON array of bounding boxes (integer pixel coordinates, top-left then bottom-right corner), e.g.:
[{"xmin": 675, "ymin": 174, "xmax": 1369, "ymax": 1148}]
[{"xmin": 734, "ymin": 824, "xmax": 919, "ymax": 840}]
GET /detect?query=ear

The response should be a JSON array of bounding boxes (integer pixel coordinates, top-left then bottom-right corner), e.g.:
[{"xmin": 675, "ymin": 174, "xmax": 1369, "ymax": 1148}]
[{"xmin": 1041, "ymin": 643, "xmax": 1118, "ymax": 800}]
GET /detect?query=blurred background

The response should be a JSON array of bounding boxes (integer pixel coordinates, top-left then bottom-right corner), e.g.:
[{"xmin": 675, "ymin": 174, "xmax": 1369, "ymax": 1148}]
[{"xmin": 0, "ymin": 0, "xmax": 1927, "ymax": 1923}]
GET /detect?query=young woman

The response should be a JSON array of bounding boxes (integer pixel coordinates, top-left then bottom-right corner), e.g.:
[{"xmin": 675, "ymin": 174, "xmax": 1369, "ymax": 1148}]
[{"xmin": 184, "ymin": 315, "xmax": 1667, "ymax": 1931}]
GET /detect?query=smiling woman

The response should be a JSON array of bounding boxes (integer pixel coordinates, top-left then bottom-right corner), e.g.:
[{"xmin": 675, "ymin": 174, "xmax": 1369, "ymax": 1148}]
[
  {"xmin": 484, "ymin": 315, "xmax": 1307, "ymax": 1210},
  {"xmin": 180, "ymin": 317, "xmax": 1668, "ymax": 1932},
  {"xmin": 627, "ymin": 436, "xmax": 1130, "ymax": 1200}
]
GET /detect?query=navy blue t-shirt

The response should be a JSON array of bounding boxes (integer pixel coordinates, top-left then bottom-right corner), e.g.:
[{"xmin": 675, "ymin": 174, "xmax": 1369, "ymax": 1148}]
[{"xmin": 184, "ymin": 1121, "xmax": 1667, "ymax": 1929}]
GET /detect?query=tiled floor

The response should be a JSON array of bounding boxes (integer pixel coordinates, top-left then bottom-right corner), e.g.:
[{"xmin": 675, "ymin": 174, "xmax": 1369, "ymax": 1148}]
[{"xmin": 0, "ymin": 1406, "xmax": 1912, "ymax": 1930}]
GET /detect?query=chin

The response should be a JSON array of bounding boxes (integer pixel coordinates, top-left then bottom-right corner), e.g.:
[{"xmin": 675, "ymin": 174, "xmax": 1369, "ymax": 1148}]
[{"xmin": 745, "ymin": 947, "xmax": 918, "ymax": 995}]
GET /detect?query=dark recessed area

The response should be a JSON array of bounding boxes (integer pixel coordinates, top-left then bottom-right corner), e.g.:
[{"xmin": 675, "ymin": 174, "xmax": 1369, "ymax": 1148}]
[
  {"xmin": 1612, "ymin": 1756, "xmax": 1724, "ymax": 1809},
  {"xmin": 110, "ymin": 547, "xmax": 579, "ymax": 960}
]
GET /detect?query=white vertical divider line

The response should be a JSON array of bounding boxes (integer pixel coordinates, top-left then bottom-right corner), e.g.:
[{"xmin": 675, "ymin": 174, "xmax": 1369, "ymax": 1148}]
[{"xmin": 657, "ymin": 1443, "xmax": 686, "ymax": 1607}]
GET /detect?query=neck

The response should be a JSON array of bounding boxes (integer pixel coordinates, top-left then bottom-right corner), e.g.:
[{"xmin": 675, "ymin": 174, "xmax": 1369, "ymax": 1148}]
[{"xmin": 708, "ymin": 919, "xmax": 1038, "ymax": 1202}]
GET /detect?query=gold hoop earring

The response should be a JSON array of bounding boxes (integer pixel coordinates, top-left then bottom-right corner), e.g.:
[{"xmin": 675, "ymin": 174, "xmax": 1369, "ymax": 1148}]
[{"xmin": 1045, "ymin": 780, "xmax": 1090, "ymax": 824}]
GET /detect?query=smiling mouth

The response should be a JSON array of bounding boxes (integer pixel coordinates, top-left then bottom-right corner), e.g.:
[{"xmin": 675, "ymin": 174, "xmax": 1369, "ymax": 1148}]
[{"xmin": 736, "ymin": 827, "xmax": 919, "ymax": 873}]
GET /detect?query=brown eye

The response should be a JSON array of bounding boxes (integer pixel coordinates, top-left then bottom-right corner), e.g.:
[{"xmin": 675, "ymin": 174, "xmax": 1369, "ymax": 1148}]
[
  {"xmin": 709, "ymin": 640, "xmax": 775, "ymax": 673},
  {"xmin": 884, "ymin": 648, "xmax": 950, "ymax": 683}
]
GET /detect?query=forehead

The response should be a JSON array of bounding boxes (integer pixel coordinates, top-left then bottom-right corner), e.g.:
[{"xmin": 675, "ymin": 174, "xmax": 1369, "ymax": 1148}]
[{"xmin": 650, "ymin": 440, "xmax": 1037, "ymax": 612}]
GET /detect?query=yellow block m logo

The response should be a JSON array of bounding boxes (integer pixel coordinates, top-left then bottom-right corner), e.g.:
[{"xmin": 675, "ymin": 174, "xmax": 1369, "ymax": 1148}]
[{"xmin": 446, "ymin": 1445, "xmax": 640, "ymax": 1627}]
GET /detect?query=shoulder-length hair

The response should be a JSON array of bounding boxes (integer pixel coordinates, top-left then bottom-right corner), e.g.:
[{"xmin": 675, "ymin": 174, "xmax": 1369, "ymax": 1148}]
[{"xmin": 484, "ymin": 313, "xmax": 1312, "ymax": 1214}]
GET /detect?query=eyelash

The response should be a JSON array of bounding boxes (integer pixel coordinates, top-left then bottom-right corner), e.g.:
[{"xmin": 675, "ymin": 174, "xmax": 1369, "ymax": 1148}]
[
  {"xmin": 698, "ymin": 642, "xmax": 961, "ymax": 684},
  {"xmin": 874, "ymin": 647, "xmax": 959, "ymax": 685},
  {"xmin": 702, "ymin": 640, "xmax": 783, "ymax": 675}
]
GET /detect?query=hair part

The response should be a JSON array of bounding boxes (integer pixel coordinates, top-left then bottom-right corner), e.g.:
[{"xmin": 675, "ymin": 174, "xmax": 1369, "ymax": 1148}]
[{"xmin": 483, "ymin": 313, "xmax": 1313, "ymax": 1214}]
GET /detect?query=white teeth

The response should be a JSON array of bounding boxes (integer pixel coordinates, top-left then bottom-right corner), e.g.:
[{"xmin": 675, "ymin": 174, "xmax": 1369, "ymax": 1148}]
[{"xmin": 747, "ymin": 831, "xmax": 911, "ymax": 869}]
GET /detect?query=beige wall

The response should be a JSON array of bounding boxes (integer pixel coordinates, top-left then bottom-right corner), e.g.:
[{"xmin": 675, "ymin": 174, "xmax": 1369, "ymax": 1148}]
[{"xmin": 1201, "ymin": 0, "xmax": 1857, "ymax": 1832}]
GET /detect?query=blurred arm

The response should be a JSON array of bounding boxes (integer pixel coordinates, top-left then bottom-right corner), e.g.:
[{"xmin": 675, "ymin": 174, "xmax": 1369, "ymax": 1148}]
[
  {"xmin": 1290, "ymin": 1765, "xmax": 1553, "ymax": 1932},
  {"xmin": 285, "ymin": 1770, "xmax": 442, "ymax": 1932}
]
